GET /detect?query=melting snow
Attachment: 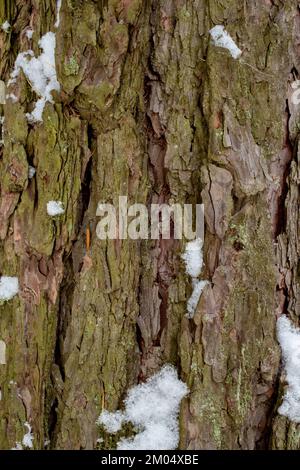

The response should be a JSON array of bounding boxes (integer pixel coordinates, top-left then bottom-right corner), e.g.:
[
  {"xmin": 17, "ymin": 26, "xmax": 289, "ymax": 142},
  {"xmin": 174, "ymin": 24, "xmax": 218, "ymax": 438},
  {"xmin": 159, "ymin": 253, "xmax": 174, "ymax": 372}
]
[
  {"xmin": 8, "ymin": 32, "xmax": 60, "ymax": 123},
  {"xmin": 0, "ymin": 276, "xmax": 19, "ymax": 301},
  {"xmin": 47, "ymin": 200, "xmax": 65, "ymax": 216},
  {"xmin": 277, "ymin": 316, "xmax": 300, "ymax": 423},
  {"xmin": 97, "ymin": 365, "xmax": 188, "ymax": 450},
  {"xmin": 210, "ymin": 25, "xmax": 242, "ymax": 59}
]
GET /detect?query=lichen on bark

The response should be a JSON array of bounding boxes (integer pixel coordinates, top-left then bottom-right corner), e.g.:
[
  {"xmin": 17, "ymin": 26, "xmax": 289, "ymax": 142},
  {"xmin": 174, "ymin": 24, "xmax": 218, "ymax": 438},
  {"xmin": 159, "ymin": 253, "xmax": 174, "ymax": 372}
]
[{"xmin": 0, "ymin": 0, "xmax": 299, "ymax": 450}]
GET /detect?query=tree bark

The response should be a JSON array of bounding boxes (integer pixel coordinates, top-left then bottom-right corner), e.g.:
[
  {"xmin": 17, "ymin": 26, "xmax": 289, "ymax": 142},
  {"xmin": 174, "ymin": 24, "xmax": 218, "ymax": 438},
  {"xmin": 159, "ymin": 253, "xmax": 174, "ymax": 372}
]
[{"xmin": 0, "ymin": 0, "xmax": 299, "ymax": 450}]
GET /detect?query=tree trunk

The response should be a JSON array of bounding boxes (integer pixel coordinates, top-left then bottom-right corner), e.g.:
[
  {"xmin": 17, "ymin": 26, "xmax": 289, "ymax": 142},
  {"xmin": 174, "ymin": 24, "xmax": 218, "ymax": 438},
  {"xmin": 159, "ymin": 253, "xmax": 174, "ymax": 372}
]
[{"xmin": 0, "ymin": 0, "xmax": 299, "ymax": 450}]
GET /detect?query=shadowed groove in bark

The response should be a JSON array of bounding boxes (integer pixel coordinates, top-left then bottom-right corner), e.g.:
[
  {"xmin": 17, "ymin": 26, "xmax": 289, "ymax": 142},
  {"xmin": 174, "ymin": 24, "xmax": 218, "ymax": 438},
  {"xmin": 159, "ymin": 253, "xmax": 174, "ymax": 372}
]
[
  {"xmin": 274, "ymin": 98, "xmax": 293, "ymax": 239},
  {"xmin": 45, "ymin": 120, "xmax": 94, "ymax": 446},
  {"xmin": 1, "ymin": 0, "xmax": 300, "ymax": 450}
]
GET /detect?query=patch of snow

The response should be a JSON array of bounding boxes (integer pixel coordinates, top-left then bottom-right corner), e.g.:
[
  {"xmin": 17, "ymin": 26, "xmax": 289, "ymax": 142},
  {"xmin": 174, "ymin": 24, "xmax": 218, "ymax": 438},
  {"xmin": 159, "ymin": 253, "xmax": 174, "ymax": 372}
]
[
  {"xmin": 182, "ymin": 238, "xmax": 204, "ymax": 278},
  {"xmin": 28, "ymin": 166, "xmax": 36, "ymax": 179},
  {"xmin": 0, "ymin": 116, "xmax": 5, "ymax": 124},
  {"xmin": 187, "ymin": 280, "xmax": 209, "ymax": 319},
  {"xmin": 0, "ymin": 276, "xmax": 19, "ymax": 301},
  {"xmin": 210, "ymin": 25, "xmax": 242, "ymax": 59},
  {"xmin": 8, "ymin": 50, "xmax": 33, "ymax": 87},
  {"xmin": 27, "ymin": 98, "xmax": 46, "ymax": 123},
  {"xmin": 26, "ymin": 29, "xmax": 33, "ymax": 40},
  {"xmin": 277, "ymin": 315, "xmax": 300, "ymax": 423},
  {"xmin": 119, "ymin": 423, "xmax": 177, "ymax": 450},
  {"xmin": 55, "ymin": 0, "xmax": 62, "ymax": 28},
  {"xmin": 182, "ymin": 238, "xmax": 208, "ymax": 317},
  {"xmin": 47, "ymin": 200, "xmax": 65, "ymax": 216},
  {"xmin": 1, "ymin": 21, "xmax": 11, "ymax": 33},
  {"xmin": 97, "ymin": 410, "xmax": 124, "ymax": 434},
  {"xmin": 22, "ymin": 422, "xmax": 34, "ymax": 449},
  {"xmin": 0, "ymin": 340, "xmax": 6, "ymax": 365},
  {"xmin": 98, "ymin": 365, "xmax": 188, "ymax": 450},
  {"xmin": 8, "ymin": 32, "xmax": 60, "ymax": 123}
]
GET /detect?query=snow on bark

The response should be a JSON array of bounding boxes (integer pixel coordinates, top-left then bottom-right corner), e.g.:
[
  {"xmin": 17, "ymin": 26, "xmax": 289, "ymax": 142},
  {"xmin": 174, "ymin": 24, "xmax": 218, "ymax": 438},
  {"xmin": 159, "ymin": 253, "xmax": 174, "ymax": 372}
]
[
  {"xmin": 0, "ymin": 276, "xmax": 19, "ymax": 301},
  {"xmin": 8, "ymin": 32, "xmax": 60, "ymax": 123},
  {"xmin": 22, "ymin": 422, "xmax": 34, "ymax": 449},
  {"xmin": 182, "ymin": 238, "xmax": 208, "ymax": 318},
  {"xmin": 98, "ymin": 365, "xmax": 188, "ymax": 450},
  {"xmin": 277, "ymin": 316, "xmax": 300, "ymax": 423},
  {"xmin": 210, "ymin": 25, "xmax": 242, "ymax": 59},
  {"xmin": 1, "ymin": 21, "xmax": 10, "ymax": 33},
  {"xmin": 11, "ymin": 422, "xmax": 34, "ymax": 450},
  {"xmin": 28, "ymin": 166, "xmax": 36, "ymax": 179},
  {"xmin": 47, "ymin": 201, "xmax": 65, "ymax": 216},
  {"xmin": 26, "ymin": 29, "xmax": 34, "ymax": 40},
  {"xmin": 182, "ymin": 238, "xmax": 204, "ymax": 278}
]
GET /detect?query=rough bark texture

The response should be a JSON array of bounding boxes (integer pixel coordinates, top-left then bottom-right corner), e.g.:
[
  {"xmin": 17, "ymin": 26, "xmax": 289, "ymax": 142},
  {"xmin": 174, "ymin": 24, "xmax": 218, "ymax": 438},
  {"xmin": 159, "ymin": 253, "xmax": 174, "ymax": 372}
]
[{"xmin": 0, "ymin": 0, "xmax": 299, "ymax": 450}]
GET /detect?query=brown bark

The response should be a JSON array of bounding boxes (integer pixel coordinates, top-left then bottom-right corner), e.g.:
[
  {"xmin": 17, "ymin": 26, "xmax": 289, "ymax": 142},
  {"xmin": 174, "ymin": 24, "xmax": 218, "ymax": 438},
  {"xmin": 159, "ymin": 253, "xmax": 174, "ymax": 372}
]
[{"xmin": 0, "ymin": 0, "xmax": 299, "ymax": 450}]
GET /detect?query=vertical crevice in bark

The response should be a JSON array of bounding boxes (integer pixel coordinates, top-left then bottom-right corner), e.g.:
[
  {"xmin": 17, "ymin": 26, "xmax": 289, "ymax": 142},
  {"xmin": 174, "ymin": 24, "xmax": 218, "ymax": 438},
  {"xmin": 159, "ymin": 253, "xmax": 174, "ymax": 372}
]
[
  {"xmin": 137, "ymin": 32, "xmax": 181, "ymax": 377},
  {"xmin": 44, "ymin": 120, "xmax": 94, "ymax": 446},
  {"xmin": 46, "ymin": 253, "xmax": 74, "ymax": 447},
  {"xmin": 1, "ymin": 0, "xmax": 300, "ymax": 451},
  {"xmin": 270, "ymin": 41, "xmax": 300, "ymax": 445},
  {"xmin": 273, "ymin": 100, "xmax": 293, "ymax": 239}
]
